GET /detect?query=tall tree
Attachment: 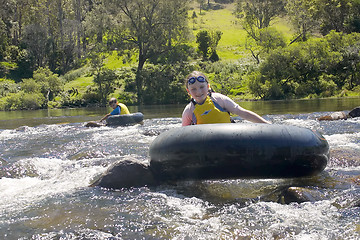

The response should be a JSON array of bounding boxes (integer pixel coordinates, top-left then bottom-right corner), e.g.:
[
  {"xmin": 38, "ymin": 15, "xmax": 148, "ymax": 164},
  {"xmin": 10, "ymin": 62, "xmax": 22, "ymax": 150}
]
[
  {"xmin": 235, "ymin": 0, "xmax": 286, "ymax": 40},
  {"xmin": 106, "ymin": 0, "xmax": 191, "ymax": 104},
  {"xmin": 286, "ymin": 0, "xmax": 321, "ymax": 43}
]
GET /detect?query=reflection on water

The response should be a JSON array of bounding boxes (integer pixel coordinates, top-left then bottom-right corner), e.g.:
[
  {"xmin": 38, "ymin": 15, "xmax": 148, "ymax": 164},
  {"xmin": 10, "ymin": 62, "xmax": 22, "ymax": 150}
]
[
  {"xmin": 0, "ymin": 97, "xmax": 359, "ymax": 129},
  {"xmin": 238, "ymin": 97, "xmax": 360, "ymax": 115}
]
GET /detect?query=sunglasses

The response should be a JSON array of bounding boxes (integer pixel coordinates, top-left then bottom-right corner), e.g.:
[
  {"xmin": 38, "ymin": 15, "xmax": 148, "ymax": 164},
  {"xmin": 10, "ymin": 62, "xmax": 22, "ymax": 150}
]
[{"xmin": 188, "ymin": 76, "xmax": 207, "ymax": 85}]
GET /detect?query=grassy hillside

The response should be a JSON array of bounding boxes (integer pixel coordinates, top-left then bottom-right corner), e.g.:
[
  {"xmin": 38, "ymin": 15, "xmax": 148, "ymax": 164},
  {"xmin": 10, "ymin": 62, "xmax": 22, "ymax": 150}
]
[
  {"xmin": 63, "ymin": 4, "xmax": 297, "ymax": 102},
  {"xmin": 190, "ymin": 4, "xmax": 294, "ymax": 60}
]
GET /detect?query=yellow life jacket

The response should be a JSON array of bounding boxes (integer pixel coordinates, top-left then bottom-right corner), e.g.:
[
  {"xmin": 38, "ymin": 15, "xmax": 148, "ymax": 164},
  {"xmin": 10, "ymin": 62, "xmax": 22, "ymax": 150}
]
[
  {"xmin": 118, "ymin": 103, "xmax": 130, "ymax": 115},
  {"xmin": 192, "ymin": 95, "xmax": 231, "ymax": 124}
]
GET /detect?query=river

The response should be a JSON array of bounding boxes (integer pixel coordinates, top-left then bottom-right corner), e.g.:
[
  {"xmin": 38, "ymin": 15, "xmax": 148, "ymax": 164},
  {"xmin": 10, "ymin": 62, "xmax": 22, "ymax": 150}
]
[{"xmin": 0, "ymin": 98, "xmax": 359, "ymax": 239}]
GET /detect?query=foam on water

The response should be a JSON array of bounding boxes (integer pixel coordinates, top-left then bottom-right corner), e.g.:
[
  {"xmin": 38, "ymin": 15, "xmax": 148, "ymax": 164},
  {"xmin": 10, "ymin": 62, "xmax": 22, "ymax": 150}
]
[
  {"xmin": 0, "ymin": 114, "xmax": 359, "ymax": 239},
  {"xmin": 0, "ymin": 156, "xmax": 107, "ymax": 215},
  {"xmin": 325, "ymin": 132, "xmax": 360, "ymax": 150}
]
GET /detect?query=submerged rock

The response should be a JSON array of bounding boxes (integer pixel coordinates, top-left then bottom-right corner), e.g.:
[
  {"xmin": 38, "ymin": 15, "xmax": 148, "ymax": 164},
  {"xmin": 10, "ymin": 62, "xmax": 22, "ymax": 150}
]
[
  {"xmin": 90, "ymin": 158, "xmax": 157, "ymax": 189},
  {"xmin": 278, "ymin": 187, "xmax": 326, "ymax": 204},
  {"xmin": 318, "ymin": 111, "xmax": 347, "ymax": 121},
  {"xmin": 318, "ymin": 106, "xmax": 360, "ymax": 121},
  {"xmin": 84, "ymin": 121, "xmax": 104, "ymax": 127}
]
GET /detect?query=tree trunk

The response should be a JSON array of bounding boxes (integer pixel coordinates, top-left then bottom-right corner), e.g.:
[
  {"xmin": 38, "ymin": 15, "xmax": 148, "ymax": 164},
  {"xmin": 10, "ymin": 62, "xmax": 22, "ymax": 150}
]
[
  {"xmin": 136, "ymin": 54, "xmax": 146, "ymax": 104},
  {"xmin": 75, "ymin": 0, "xmax": 82, "ymax": 59}
]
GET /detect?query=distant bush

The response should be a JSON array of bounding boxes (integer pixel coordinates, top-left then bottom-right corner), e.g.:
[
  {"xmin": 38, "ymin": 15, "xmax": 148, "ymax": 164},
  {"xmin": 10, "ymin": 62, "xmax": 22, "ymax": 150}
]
[
  {"xmin": 1, "ymin": 91, "xmax": 45, "ymax": 110},
  {"xmin": 0, "ymin": 79, "xmax": 18, "ymax": 97},
  {"xmin": 246, "ymin": 31, "xmax": 360, "ymax": 99},
  {"xmin": 214, "ymin": 0, "xmax": 234, "ymax": 3},
  {"xmin": 20, "ymin": 78, "xmax": 41, "ymax": 93},
  {"xmin": 200, "ymin": 61, "xmax": 250, "ymax": 96}
]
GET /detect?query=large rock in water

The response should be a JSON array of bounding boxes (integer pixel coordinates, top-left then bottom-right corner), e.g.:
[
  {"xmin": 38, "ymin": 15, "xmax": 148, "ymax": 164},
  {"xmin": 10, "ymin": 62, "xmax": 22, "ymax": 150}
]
[
  {"xmin": 90, "ymin": 158, "xmax": 157, "ymax": 189},
  {"xmin": 318, "ymin": 106, "xmax": 360, "ymax": 121},
  {"xmin": 279, "ymin": 187, "xmax": 326, "ymax": 204},
  {"xmin": 348, "ymin": 106, "xmax": 360, "ymax": 118},
  {"xmin": 318, "ymin": 111, "xmax": 347, "ymax": 121}
]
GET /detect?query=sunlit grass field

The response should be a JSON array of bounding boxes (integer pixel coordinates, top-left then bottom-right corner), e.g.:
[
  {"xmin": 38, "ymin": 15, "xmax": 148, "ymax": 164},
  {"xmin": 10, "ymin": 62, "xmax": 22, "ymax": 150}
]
[
  {"xmin": 190, "ymin": 6, "xmax": 248, "ymax": 60},
  {"xmin": 190, "ymin": 5, "xmax": 294, "ymax": 60},
  {"xmin": 65, "ymin": 4, "xmax": 295, "ymax": 95}
]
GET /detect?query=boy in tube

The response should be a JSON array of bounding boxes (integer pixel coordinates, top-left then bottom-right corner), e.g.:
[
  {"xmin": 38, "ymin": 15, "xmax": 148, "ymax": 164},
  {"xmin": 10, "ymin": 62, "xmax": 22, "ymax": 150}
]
[{"xmin": 100, "ymin": 98, "xmax": 130, "ymax": 122}]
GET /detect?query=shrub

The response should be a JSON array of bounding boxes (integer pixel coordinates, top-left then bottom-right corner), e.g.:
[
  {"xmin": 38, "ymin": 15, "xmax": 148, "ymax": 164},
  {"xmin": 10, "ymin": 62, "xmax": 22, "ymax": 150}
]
[
  {"xmin": 0, "ymin": 79, "xmax": 18, "ymax": 97},
  {"xmin": 3, "ymin": 91, "xmax": 45, "ymax": 110}
]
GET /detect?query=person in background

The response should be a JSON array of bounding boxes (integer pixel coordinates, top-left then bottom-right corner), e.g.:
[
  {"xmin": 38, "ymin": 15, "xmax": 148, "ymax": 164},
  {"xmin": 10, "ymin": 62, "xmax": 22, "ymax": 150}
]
[
  {"xmin": 182, "ymin": 71, "xmax": 271, "ymax": 126},
  {"xmin": 100, "ymin": 98, "xmax": 130, "ymax": 122}
]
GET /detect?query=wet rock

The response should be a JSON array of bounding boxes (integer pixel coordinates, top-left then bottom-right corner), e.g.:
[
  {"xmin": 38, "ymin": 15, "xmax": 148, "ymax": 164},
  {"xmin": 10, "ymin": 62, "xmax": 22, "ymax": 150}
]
[
  {"xmin": 331, "ymin": 191, "xmax": 360, "ymax": 209},
  {"xmin": 278, "ymin": 187, "xmax": 326, "ymax": 204},
  {"xmin": 318, "ymin": 106, "xmax": 360, "ymax": 121},
  {"xmin": 90, "ymin": 158, "xmax": 157, "ymax": 189},
  {"xmin": 15, "ymin": 126, "xmax": 29, "ymax": 131},
  {"xmin": 318, "ymin": 111, "xmax": 347, "ymax": 121},
  {"xmin": 141, "ymin": 129, "xmax": 161, "ymax": 136},
  {"xmin": 84, "ymin": 121, "xmax": 104, "ymax": 127},
  {"xmin": 348, "ymin": 106, "xmax": 360, "ymax": 118}
]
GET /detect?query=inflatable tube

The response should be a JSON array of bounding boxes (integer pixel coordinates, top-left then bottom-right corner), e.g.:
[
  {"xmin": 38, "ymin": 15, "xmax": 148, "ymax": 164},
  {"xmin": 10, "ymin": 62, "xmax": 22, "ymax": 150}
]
[
  {"xmin": 106, "ymin": 112, "xmax": 144, "ymax": 126},
  {"xmin": 149, "ymin": 123, "xmax": 329, "ymax": 181}
]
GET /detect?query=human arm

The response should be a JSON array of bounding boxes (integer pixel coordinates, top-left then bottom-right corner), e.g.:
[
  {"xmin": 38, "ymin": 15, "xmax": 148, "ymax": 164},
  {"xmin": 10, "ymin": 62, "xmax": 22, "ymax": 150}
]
[
  {"xmin": 212, "ymin": 93, "xmax": 271, "ymax": 124},
  {"xmin": 233, "ymin": 106, "xmax": 271, "ymax": 124},
  {"xmin": 100, "ymin": 113, "xmax": 111, "ymax": 122},
  {"xmin": 182, "ymin": 103, "xmax": 194, "ymax": 126},
  {"xmin": 100, "ymin": 106, "xmax": 121, "ymax": 122}
]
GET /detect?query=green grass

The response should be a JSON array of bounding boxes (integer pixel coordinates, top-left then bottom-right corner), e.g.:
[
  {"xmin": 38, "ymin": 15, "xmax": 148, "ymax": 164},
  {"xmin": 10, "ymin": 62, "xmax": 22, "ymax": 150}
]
[
  {"xmin": 69, "ymin": 4, "xmax": 297, "ymax": 98},
  {"xmin": 190, "ymin": 5, "xmax": 294, "ymax": 60},
  {"xmin": 191, "ymin": 7, "xmax": 248, "ymax": 60},
  {"xmin": 104, "ymin": 51, "xmax": 126, "ymax": 69},
  {"xmin": 64, "ymin": 76, "xmax": 94, "ymax": 92}
]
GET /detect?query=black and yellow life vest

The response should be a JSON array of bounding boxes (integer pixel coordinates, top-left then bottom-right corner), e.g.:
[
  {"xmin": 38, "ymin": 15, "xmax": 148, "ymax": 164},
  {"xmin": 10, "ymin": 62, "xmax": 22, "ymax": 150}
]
[
  {"xmin": 192, "ymin": 95, "xmax": 231, "ymax": 124},
  {"xmin": 118, "ymin": 103, "xmax": 130, "ymax": 115}
]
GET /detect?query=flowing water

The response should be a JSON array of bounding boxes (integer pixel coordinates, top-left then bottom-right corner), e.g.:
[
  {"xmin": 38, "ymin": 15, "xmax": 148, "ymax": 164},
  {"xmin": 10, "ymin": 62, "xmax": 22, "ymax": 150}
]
[{"xmin": 0, "ymin": 98, "xmax": 359, "ymax": 239}]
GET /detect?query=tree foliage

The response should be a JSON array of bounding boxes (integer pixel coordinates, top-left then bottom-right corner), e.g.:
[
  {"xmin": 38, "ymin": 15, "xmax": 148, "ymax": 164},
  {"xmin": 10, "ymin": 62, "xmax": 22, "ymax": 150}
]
[
  {"xmin": 247, "ymin": 31, "xmax": 360, "ymax": 99},
  {"xmin": 0, "ymin": 0, "xmax": 360, "ymax": 110},
  {"xmin": 234, "ymin": 0, "xmax": 286, "ymax": 39},
  {"xmin": 93, "ymin": 68, "xmax": 118, "ymax": 106},
  {"xmin": 245, "ymin": 27, "xmax": 286, "ymax": 63},
  {"xmin": 105, "ymin": 0, "xmax": 191, "ymax": 104},
  {"xmin": 196, "ymin": 30, "xmax": 223, "ymax": 61}
]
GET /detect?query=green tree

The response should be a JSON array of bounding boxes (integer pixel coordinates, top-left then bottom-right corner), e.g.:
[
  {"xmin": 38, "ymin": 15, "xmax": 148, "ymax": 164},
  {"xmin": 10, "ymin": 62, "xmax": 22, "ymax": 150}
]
[
  {"xmin": 0, "ymin": 19, "xmax": 8, "ymax": 61},
  {"xmin": 286, "ymin": 0, "xmax": 320, "ymax": 43},
  {"xmin": 245, "ymin": 27, "xmax": 286, "ymax": 64},
  {"xmin": 93, "ymin": 68, "xmax": 118, "ymax": 106},
  {"xmin": 196, "ymin": 30, "xmax": 223, "ymax": 61},
  {"xmin": 83, "ymin": 1, "xmax": 113, "ymax": 45},
  {"xmin": 309, "ymin": 0, "xmax": 360, "ymax": 35},
  {"xmin": 246, "ymin": 36, "xmax": 343, "ymax": 99},
  {"xmin": 0, "ymin": 79, "xmax": 18, "ymax": 97},
  {"xmin": 197, "ymin": 0, "xmax": 206, "ymax": 14},
  {"xmin": 196, "ymin": 30, "xmax": 211, "ymax": 60},
  {"xmin": 209, "ymin": 30, "xmax": 222, "ymax": 62},
  {"xmin": 32, "ymin": 67, "xmax": 64, "ymax": 104},
  {"xmin": 234, "ymin": 0, "xmax": 286, "ymax": 40},
  {"xmin": 20, "ymin": 78, "xmax": 41, "ymax": 93},
  {"xmin": 106, "ymin": 0, "xmax": 191, "ymax": 104}
]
